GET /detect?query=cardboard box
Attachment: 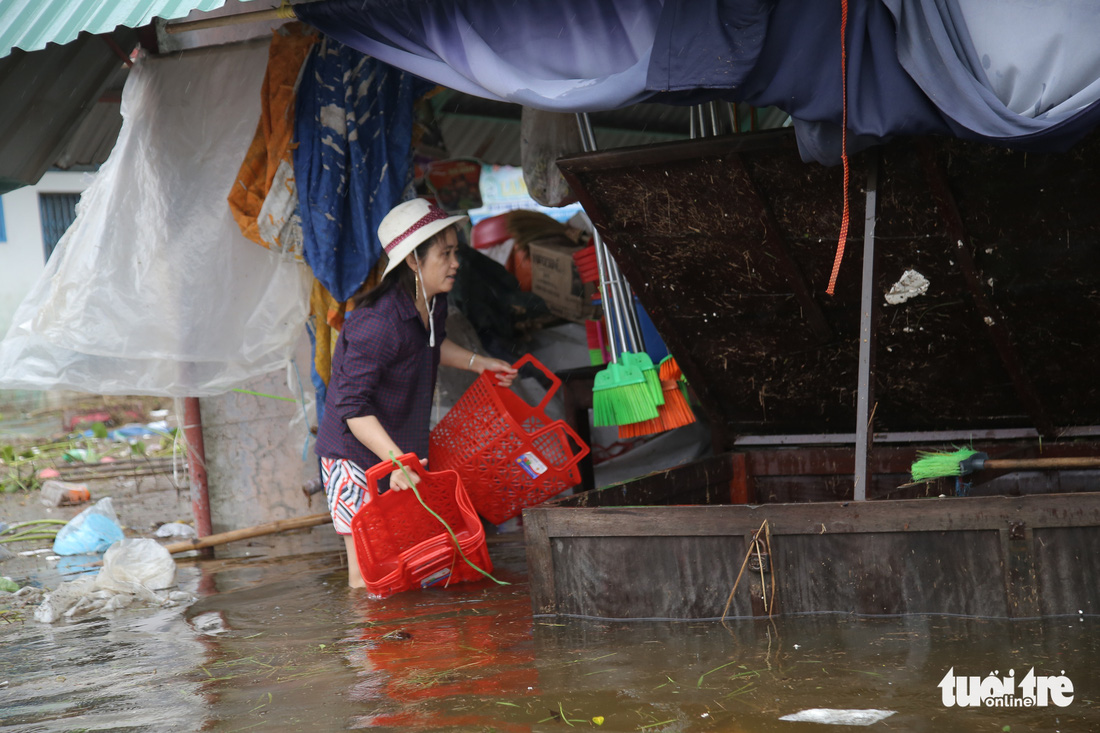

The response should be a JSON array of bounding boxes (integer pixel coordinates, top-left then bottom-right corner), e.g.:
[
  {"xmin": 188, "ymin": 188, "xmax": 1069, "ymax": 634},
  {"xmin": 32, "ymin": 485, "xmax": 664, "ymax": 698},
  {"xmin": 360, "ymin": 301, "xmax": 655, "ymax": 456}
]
[{"xmin": 528, "ymin": 238, "xmax": 597, "ymax": 323}]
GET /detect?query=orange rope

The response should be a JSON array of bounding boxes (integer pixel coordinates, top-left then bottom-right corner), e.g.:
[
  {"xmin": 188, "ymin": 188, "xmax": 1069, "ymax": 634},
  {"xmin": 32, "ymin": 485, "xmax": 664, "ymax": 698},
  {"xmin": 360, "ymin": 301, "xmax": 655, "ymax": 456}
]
[{"xmin": 826, "ymin": 0, "xmax": 850, "ymax": 296}]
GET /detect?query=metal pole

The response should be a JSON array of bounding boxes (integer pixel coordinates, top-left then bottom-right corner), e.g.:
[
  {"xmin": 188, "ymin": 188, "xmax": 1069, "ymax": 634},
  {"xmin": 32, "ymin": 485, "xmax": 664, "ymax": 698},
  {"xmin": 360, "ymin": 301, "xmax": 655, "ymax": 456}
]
[
  {"xmin": 164, "ymin": 5, "xmax": 294, "ymax": 34},
  {"xmin": 708, "ymin": 101, "xmax": 720, "ymax": 136},
  {"xmin": 579, "ymin": 114, "xmax": 643, "ymax": 355},
  {"xmin": 853, "ymin": 154, "xmax": 879, "ymax": 501},
  {"xmin": 183, "ymin": 397, "xmax": 214, "ymax": 543},
  {"xmin": 604, "ymin": 250, "xmax": 637, "ymax": 355},
  {"xmin": 576, "ymin": 113, "xmax": 623, "ymax": 361},
  {"xmin": 611, "ymin": 258, "xmax": 645, "ymax": 352},
  {"xmin": 593, "ymin": 230, "xmax": 623, "ymax": 360}
]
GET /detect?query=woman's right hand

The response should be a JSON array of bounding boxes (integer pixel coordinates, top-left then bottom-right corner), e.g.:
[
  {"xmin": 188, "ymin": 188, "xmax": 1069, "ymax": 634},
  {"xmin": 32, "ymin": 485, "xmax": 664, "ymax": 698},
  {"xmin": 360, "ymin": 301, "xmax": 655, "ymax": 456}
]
[{"xmin": 389, "ymin": 457, "xmax": 429, "ymax": 491}]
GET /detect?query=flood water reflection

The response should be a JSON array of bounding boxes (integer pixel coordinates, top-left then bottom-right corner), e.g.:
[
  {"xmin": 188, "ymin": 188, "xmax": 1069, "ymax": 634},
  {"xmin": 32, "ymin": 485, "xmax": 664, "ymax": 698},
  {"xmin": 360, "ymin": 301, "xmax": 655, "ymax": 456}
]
[{"xmin": 2, "ymin": 539, "xmax": 1097, "ymax": 732}]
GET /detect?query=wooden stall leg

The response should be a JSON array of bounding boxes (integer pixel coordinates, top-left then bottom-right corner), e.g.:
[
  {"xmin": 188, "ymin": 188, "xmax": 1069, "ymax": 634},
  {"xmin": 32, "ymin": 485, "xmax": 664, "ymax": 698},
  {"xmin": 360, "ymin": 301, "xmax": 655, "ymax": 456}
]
[{"xmin": 730, "ymin": 452, "xmax": 754, "ymax": 504}]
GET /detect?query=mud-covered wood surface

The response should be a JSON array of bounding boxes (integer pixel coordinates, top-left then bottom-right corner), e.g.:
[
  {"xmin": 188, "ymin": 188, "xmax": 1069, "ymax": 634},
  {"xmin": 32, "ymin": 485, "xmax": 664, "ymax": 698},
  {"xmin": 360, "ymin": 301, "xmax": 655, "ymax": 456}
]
[{"xmin": 558, "ymin": 130, "xmax": 1100, "ymax": 441}]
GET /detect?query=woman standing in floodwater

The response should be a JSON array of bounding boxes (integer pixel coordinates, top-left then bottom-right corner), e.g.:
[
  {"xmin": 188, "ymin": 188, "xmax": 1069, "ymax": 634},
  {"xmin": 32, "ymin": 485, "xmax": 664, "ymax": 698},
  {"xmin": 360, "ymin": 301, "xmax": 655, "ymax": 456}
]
[{"xmin": 314, "ymin": 199, "xmax": 517, "ymax": 588}]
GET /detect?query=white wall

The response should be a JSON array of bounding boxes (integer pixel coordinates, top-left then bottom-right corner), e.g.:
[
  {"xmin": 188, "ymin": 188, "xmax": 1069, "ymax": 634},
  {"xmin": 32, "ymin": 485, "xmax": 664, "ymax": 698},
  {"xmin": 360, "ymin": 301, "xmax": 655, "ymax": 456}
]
[{"xmin": 0, "ymin": 170, "xmax": 93, "ymax": 336}]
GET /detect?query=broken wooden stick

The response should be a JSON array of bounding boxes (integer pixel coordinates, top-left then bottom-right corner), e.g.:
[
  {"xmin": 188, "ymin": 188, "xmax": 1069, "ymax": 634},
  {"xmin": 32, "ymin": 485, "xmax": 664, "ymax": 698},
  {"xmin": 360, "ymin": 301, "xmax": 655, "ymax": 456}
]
[{"xmin": 163, "ymin": 512, "xmax": 331, "ymax": 554}]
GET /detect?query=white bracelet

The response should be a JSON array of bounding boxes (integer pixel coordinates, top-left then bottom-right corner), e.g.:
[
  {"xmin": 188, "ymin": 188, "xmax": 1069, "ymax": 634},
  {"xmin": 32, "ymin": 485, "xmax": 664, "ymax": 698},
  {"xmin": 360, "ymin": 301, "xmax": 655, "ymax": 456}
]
[{"xmin": 468, "ymin": 352, "xmax": 477, "ymax": 370}]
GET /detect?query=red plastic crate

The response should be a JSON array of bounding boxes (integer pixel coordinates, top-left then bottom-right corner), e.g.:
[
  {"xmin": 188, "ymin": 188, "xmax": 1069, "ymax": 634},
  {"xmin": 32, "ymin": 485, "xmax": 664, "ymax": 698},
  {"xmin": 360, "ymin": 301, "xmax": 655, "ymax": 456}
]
[
  {"xmin": 350, "ymin": 453, "xmax": 491, "ymax": 597},
  {"xmin": 429, "ymin": 355, "xmax": 589, "ymax": 524},
  {"xmin": 571, "ymin": 243, "xmax": 598, "ymax": 284}
]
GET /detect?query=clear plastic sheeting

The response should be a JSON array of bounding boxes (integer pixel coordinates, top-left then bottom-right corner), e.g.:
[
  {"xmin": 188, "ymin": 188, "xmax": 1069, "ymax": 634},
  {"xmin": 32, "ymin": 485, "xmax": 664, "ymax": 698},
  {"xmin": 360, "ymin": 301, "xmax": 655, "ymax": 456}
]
[
  {"xmin": 33, "ymin": 538, "xmax": 193, "ymax": 624},
  {"xmin": 0, "ymin": 38, "xmax": 311, "ymax": 397}
]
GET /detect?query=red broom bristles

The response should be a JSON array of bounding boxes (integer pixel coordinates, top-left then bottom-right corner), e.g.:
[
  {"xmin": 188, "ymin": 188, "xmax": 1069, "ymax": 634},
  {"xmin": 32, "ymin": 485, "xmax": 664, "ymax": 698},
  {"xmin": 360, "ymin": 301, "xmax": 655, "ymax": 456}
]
[
  {"xmin": 658, "ymin": 356, "xmax": 682, "ymax": 381},
  {"xmin": 618, "ymin": 378, "xmax": 695, "ymax": 438},
  {"xmin": 656, "ymin": 379, "xmax": 695, "ymax": 430}
]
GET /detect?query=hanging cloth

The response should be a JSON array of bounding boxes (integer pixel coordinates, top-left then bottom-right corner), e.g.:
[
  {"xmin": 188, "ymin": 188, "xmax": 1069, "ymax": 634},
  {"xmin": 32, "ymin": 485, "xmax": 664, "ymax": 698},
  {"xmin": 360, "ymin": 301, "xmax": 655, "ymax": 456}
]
[
  {"xmin": 293, "ymin": 37, "xmax": 433, "ymax": 303},
  {"xmin": 228, "ymin": 22, "xmax": 318, "ymax": 257}
]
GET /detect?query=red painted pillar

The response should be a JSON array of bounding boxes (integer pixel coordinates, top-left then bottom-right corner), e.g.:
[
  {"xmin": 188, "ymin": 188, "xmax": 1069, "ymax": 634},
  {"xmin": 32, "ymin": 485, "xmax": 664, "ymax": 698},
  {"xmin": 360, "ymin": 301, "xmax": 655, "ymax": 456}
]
[
  {"xmin": 730, "ymin": 452, "xmax": 754, "ymax": 505},
  {"xmin": 183, "ymin": 397, "xmax": 213, "ymax": 539}
]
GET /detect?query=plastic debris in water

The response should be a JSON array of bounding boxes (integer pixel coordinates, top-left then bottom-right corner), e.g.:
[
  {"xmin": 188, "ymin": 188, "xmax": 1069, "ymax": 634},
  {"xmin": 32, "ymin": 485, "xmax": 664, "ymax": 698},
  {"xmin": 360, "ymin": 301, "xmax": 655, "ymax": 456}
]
[{"xmin": 779, "ymin": 709, "xmax": 896, "ymax": 726}]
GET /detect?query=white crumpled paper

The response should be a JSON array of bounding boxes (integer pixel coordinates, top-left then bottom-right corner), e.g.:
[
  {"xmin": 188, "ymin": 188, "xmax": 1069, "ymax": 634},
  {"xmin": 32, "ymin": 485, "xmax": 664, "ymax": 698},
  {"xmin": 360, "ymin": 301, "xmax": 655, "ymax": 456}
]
[{"xmin": 884, "ymin": 269, "xmax": 930, "ymax": 306}]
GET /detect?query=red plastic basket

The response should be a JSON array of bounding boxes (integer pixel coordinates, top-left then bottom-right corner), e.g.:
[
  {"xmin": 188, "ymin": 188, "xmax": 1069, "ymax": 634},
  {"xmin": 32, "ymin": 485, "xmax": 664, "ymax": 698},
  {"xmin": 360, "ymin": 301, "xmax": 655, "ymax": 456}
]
[
  {"xmin": 350, "ymin": 453, "xmax": 491, "ymax": 597},
  {"xmin": 571, "ymin": 243, "xmax": 598, "ymax": 284},
  {"xmin": 429, "ymin": 354, "xmax": 589, "ymax": 524}
]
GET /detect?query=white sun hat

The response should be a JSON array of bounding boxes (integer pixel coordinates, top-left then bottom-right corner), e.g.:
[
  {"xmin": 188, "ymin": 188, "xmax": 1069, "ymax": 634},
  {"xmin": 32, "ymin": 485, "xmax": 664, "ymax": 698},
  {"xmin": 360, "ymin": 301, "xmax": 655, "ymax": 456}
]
[{"xmin": 378, "ymin": 199, "xmax": 467, "ymax": 279}]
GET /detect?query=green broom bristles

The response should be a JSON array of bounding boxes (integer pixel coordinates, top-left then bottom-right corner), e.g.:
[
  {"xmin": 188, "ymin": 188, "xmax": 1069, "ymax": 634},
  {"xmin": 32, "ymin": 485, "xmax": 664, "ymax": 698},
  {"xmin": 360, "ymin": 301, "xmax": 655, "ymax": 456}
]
[
  {"xmin": 615, "ymin": 381, "xmax": 661, "ymax": 426},
  {"xmin": 592, "ymin": 362, "xmax": 659, "ymax": 427},
  {"xmin": 910, "ymin": 447, "xmax": 978, "ymax": 482},
  {"xmin": 622, "ymin": 351, "xmax": 663, "ymax": 406}
]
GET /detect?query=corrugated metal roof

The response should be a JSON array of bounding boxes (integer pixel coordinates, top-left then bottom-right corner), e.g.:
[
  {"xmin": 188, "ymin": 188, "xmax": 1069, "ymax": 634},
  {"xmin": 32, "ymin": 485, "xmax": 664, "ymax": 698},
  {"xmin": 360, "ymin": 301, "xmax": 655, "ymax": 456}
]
[
  {"xmin": 433, "ymin": 95, "xmax": 790, "ymax": 165},
  {"xmin": 52, "ymin": 65, "xmax": 128, "ymax": 170},
  {"xmin": 0, "ymin": 28, "xmax": 136, "ymax": 194},
  {"xmin": 0, "ymin": 0, "xmax": 262, "ymax": 59},
  {"xmin": 437, "ymin": 115, "xmax": 688, "ymax": 168}
]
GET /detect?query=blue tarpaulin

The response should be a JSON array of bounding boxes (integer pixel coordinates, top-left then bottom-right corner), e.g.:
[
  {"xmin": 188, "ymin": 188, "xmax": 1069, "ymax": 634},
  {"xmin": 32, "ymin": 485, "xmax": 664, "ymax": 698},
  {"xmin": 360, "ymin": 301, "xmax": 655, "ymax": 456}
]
[
  {"xmin": 296, "ymin": 0, "xmax": 1100, "ymax": 165},
  {"xmin": 294, "ymin": 37, "xmax": 433, "ymax": 303}
]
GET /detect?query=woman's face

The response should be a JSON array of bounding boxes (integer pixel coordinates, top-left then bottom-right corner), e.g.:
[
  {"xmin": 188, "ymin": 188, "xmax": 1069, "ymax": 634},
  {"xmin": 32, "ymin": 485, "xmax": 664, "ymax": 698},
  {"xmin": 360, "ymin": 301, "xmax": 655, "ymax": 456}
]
[{"xmin": 408, "ymin": 227, "xmax": 460, "ymax": 300}]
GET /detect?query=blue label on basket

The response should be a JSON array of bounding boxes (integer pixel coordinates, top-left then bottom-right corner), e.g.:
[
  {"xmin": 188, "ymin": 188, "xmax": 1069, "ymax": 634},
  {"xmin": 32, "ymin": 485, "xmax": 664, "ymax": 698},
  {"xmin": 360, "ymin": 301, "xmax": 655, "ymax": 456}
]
[
  {"xmin": 516, "ymin": 451, "xmax": 548, "ymax": 479},
  {"xmin": 420, "ymin": 568, "xmax": 452, "ymax": 588}
]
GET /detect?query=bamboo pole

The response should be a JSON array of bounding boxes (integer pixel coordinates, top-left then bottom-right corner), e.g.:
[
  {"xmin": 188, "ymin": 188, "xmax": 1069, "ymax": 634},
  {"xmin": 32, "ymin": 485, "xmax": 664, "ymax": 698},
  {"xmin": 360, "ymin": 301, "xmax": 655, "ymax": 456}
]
[
  {"xmin": 161, "ymin": 511, "xmax": 526, "ymax": 554},
  {"xmin": 163, "ymin": 512, "xmax": 330, "ymax": 554},
  {"xmin": 163, "ymin": 5, "xmax": 297, "ymax": 35},
  {"xmin": 983, "ymin": 457, "xmax": 1100, "ymax": 471}
]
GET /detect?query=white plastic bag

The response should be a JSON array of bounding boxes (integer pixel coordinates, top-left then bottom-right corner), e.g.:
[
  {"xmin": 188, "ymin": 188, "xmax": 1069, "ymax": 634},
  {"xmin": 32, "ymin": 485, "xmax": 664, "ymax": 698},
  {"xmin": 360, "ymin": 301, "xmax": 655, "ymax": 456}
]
[
  {"xmin": 34, "ymin": 539, "xmax": 186, "ymax": 623},
  {"xmin": 97, "ymin": 539, "xmax": 176, "ymax": 599},
  {"xmin": 154, "ymin": 522, "xmax": 198, "ymax": 539},
  {"xmin": 520, "ymin": 107, "xmax": 582, "ymax": 207},
  {"xmin": 52, "ymin": 497, "xmax": 125, "ymax": 556}
]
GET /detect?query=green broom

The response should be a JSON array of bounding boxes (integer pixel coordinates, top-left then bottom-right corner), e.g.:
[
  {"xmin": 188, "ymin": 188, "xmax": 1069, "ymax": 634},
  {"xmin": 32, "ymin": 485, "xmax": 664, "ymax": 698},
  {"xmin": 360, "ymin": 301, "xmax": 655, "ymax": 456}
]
[
  {"xmin": 601, "ymin": 254, "xmax": 661, "ymax": 423},
  {"xmin": 578, "ymin": 111, "xmax": 660, "ymax": 427},
  {"xmin": 592, "ymin": 360, "xmax": 657, "ymax": 427},
  {"xmin": 589, "ymin": 237, "xmax": 658, "ymax": 427},
  {"xmin": 910, "ymin": 447, "xmax": 980, "ymax": 482},
  {"xmin": 911, "ymin": 447, "xmax": 1100, "ymax": 482},
  {"xmin": 622, "ymin": 351, "xmax": 663, "ymax": 407},
  {"xmin": 606, "ymin": 253, "xmax": 662, "ymax": 407}
]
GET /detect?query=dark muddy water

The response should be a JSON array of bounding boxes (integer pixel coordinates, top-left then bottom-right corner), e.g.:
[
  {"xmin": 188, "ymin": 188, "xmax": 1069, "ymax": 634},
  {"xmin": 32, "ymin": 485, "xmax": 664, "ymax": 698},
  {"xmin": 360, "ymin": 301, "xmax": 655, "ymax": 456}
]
[{"xmin": 2, "ymin": 539, "xmax": 1098, "ymax": 732}]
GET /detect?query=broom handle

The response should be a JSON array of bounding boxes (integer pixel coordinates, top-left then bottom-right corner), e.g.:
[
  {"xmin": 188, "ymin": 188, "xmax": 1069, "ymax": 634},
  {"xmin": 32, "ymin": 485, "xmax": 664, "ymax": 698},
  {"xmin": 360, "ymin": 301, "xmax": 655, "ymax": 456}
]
[
  {"xmin": 575, "ymin": 113, "xmax": 643, "ymax": 353},
  {"xmin": 593, "ymin": 231, "xmax": 620, "ymax": 362},
  {"xmin": 583, "ymin": 109, "xmax": 644, "ymax": 351},
  {"xmin": 162, "ymin": 512, "xmax": 330, "ymax": 554},
  {"xmin": 605, "ymin": 254, "xmax": 637, "ymax": 353},
  {"xmin": 576, "ymin": 113, "xmax": 630, "ymax": 361},
  {"xmin": 611, "ymin": 257, "xmax": 644, "ymax": 352},
  {"xmin": 984, "ymin": 457, "xmax": 1100, "ymax": 471}
]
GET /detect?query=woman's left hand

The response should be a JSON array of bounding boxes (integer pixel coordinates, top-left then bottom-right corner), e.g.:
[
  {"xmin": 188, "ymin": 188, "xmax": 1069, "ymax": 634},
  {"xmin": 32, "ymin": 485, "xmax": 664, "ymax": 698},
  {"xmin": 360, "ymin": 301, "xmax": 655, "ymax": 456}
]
[{"xmin": 478, "ymin": 357, "xmax": 518, "ymax": 387}]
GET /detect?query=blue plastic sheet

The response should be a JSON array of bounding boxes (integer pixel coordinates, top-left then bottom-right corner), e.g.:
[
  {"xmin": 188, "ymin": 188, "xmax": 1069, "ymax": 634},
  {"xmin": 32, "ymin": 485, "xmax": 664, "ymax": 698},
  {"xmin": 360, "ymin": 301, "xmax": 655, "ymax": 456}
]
[
  {"xmin": 297, "ymin": 0, "xmax": 1100, "ymax": 165},
  {"xmin": 293, "ymin": 38, "xmax": 432, "ymax": 303}
]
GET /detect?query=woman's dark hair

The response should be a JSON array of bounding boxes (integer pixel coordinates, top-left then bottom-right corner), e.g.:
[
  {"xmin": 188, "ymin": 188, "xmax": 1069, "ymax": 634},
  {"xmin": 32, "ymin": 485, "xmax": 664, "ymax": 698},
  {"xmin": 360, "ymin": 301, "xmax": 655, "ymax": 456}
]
[{"xmin": 351, "ymin": 229, "xmax": 448, "ymax": 310}]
